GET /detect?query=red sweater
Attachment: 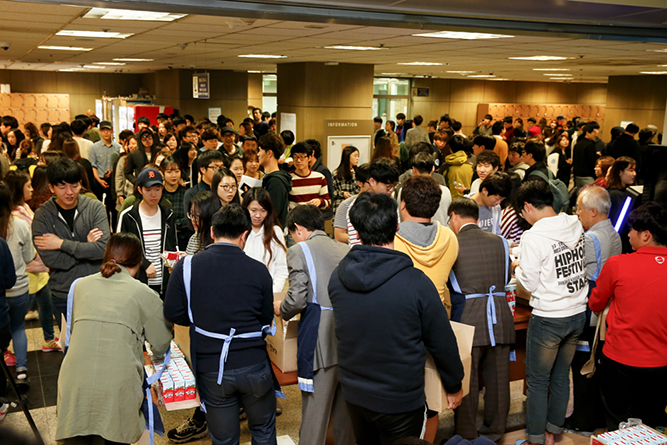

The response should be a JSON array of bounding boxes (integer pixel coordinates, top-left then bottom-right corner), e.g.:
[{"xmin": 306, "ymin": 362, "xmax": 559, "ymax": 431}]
[{"xmin": 589, "ymin": 246, "xmax": 667, "ymax": 368}]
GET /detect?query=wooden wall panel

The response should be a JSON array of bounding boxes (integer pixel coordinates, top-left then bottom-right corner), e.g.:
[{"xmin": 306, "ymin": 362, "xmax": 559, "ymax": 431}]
[{"xmin": 248, "ymin": 73, "xmax": 263, "ymax": 109}]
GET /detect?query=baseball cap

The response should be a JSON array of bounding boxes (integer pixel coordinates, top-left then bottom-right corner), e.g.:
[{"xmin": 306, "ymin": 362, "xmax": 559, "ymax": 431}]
[
  {"xmin": 528, "ymin": 126, "xmax": 542, "ymax": 137},
  {"xmin": 557, "ymin": 115, "xmax": 565, "ymax": 120},
  {"xmin": 137, "ymin": 168, "xmax": 163, "ymax": 188},
  {"xmin": 99, "ymin": 120, "xmax": 112, "ymax": 130},
  {"xmin": 220, "ymin": 126, "xmax": 238, "ymax": 136}
]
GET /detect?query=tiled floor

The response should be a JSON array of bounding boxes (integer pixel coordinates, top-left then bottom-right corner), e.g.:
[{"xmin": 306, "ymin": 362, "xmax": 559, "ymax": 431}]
[{"xmin": 2, "ymin": 319, "xmax": 584, "ymax": 445}]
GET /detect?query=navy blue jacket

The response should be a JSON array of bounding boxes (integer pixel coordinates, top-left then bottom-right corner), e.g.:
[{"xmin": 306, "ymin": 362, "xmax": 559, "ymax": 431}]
[
  {"xmin": 163, "ymin": 243, "xmax": 274, "ymax": 373},
  {"xmin": 0, "ymin": 238, "xmax": 17, "ymax": 330},
  {"xmin": 328, "ymin": 245, "xmax": 464, "ymax": 414}
]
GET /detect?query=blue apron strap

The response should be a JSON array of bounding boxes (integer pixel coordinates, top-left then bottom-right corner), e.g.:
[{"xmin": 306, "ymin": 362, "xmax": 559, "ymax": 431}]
[
  {"xmin": 146, "ymin": 348, "xmax": 171, "ymax": 445},
  {"xmin": 65, "ymin": 277, "xmax": 83, "ymax": 349},
  {"xmin": 499, "ymin": 236, "xmax": 510, "ymax": 285},
  {"xmin": 183, "ymin": 255, "xmax": 194, "ymax": 324},
  {"xmin": 587, "ymin": 232, "xmax": 602, "ymax": 282},
  {"xmin": 298, "ymin": 242, "xmax": 319, "ymax": 305},
  {"xmin": 465, "ymin": 286, "xmax": 505, "ymax": 347},
  {"xmin": 449, "ymin": 270, "xmax": 463, "ymax": 294}
]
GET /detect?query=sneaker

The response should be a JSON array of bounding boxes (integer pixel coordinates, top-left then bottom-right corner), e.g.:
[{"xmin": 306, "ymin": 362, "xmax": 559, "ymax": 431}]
[
  {"xmin": 42, "ymin": 339, "xmax": 62, "ymax": 353},
  {"xmin": 0, "ymin": 402, "xmax": 9, "ymax": 423},
  {"xmin": 16, "ymin": 369, "xmax": 29, "ymax": 385},
  {"xmin": 24, "ymin": 311, "xmax": 39, "ymax": 321},
  {"xmin": 3, "ymin": 351, "xmax": 16, "ymax": 366},
  {"xmin": 167, "ymin": 416, "xmax": 208, "ymax": 443}
]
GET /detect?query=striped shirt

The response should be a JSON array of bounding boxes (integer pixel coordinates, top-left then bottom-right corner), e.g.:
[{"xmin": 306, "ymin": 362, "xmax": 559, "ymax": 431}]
[
  {"xmin": 139, "ymin": 207, "xmax": 162, "ymax": 286},
  {"xmin": 288, "ymin": 170, "xmax": 330, "ymax": 211},
  {"xmin": 346, "ymin": 196, "xmax": 361, "ymax": 247},
  {"xmin": 501, "ymin": 206, "xmax": 524, "ymax": 243}
]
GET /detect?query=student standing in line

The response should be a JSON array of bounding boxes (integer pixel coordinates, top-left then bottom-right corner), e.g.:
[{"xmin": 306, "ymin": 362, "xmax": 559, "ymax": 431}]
[
  {"xmin": 242, "ymin": 188, "xmax": 288, "ymax": 293},
  {"xmin": 160, "ymin": 156, "xmax": 189, "ymax": 249},
  {"xmin": 0, "ymin": 237, "xmax": 16, "ymax": 421},
  {"xmin": 117, "ymin": 167, "xmax": 178, "ymax": 296},
  {"xmin": 332, "ymin": 146, "xmax": 360, "ymax": 217},
  {"xmin": 606, "ymin": 156, "xmax": 637, "ymax": 254},
  {"xmin": 471, "ymin": 172, "xmax": 512, "ymax": 236},
  {"xmin": 211, "ymin": 168, "xmax": 241, "ymax": 207},
  {"xmin": 32, "ymin": 158, "xmax": 109, "ymax": 329},
  {"xmin": 259, "ymin": 132, "xmax": 292, "ymax": 228}
]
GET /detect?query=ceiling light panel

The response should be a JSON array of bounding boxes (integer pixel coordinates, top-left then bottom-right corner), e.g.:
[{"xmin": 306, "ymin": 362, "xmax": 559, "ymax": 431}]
[
  {"xmin": 509, "ymin": 56, "xmax": 573, "ymax": 61},
  {"xmin": 56, "ymin": 30, "xmax": 133, "ymax": 39},
  {"xmin": 323, "ymin": 45, "xmax": 383, "ymax": 51},
  {"xmin": 37, "ymin": 45, "xmax": 92, "ymax": 51},
  {"xmin": 238, "ymin": 54, "xmax": 287, "ymax": 59},
  {"xmin": 446, "ymin": 70, "xmax": 476, "ymax": 74},
  {"xmin": 93, "ymin": 62, "xmax": 126, "ymax": 65},
  {"xmin": 413, "ymin": 31, "xmax": 513, "ymax": 40},
  {"xmin": 83, "ymin": 8, "xmax": 186, "ymax": 21},
  {"xmin": 533, "ymin": 68, "xmax": 571, "ymax": 71},
  {"xmin": 398, "ymin": 62, "xmax": 443, "ymax": 66},
  {"xmin": 113, "ymin": 58, "xmax": 154, "ymax": 62},
  {"xmin": 640, "ymin": 71, "xmax": 667, "ymax": 74}
]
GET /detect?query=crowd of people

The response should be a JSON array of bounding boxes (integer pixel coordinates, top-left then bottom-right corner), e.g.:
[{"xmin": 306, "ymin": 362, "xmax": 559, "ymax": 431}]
[{"xmin": 0, "ymin": 107, "xmax": 665, "ymax": 445}]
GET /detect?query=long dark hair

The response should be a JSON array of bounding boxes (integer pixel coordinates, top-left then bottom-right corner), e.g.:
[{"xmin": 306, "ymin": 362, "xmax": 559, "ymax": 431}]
[
  {"xmin": 211, "ymin": 168, "xmax": 240, "ymax": 205},
  {"xmin": 27, "ymin": 166, "xmax": 51, "ymax": 210},
  {"xmin": 189, "ymin": 191, "xmax": 221, "ymax": 252},
  {"xmin": 0, "ymin": 183, "xmax": 12, "ymax": 240},
  {"xmin": 371, "ymin": 136, "xmax": 394, "ymax": 163},
  {"xmin": 242, "ymin": 187, "xmax": 285, "ymax": 264},
  {"xmin": 4, "ymin": 170, "xmax": 31, "ymax": 208},
  {"xmin": 335, "ymin": 146, "xmax": 359, "ymax": 181},
  {"xmin": 100, "ymin": 233, "xmax": 144, "ymax": 278},
  {"xmin": 7, "ymin": 129, "xmax": 26, "ymax": 159},
  {"xmin": 607, "ymin": 156, "xmax": 636, "ymax": 190}
]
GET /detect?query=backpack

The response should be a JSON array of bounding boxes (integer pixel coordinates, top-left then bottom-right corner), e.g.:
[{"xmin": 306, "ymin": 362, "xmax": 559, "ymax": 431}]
[{"xmin": 529, "ymin": 169, "xmax": 570, "ymax": 213}]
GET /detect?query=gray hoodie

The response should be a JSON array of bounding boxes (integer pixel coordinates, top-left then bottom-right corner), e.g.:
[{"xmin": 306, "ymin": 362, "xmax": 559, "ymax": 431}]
[{"xmin": 32, "ymin": 196, "xmax": 110, "ymax": 299}]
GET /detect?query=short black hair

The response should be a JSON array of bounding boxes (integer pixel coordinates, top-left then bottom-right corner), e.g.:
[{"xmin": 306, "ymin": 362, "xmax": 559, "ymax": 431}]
[
  {"xmin": 509, "ymin": 141, "xmax": 525, "ymax": 155},
  {"xmin": 625, "ymin": 123, "xmax": 639, "ymax": 134},
  {"xmin": 280, "ymin": 130, "xmax": 295, "ymax": 146},
  {"xmin": 172, "ymin": 116, "xmax": 186, "ymax": 127},
  {"xmin": 1, "ymin": 115, "xmax": 18, "ymax": 129},
  {"xmin": 413, "ymin": 115, "xmax": 424, "ymax": 126},
  {"xmin": 184, "ymin": 114, "xmax": 195, "ymax": 124},
  {"xmin": 70, "ymin": 119, "xmax": 87, "ymax": 136},
  {"xmin": 401, "ymin": 175, "xmax": 442, "ymax": 219},
  {"xmin": 368, "ymin": 158, "xmax": 400, "ymax": 185},
  {"xmin": 527, "ymin": 117, "xmax": 537, "ymax": 124},
  {"xmin": 286, "ymin": 205, "xmax": 325, "ymax": 233},
  {"xmin": 449, "ymin": 134, "xmax": 469, "ymax": 153},
  {"xmin": 440, "ymin": 114, "xmax": 451, "ymax": 124},
  {"xmin": 356, "ymin": 163, "xmax": 370, "ymax": 184},
  {"xmin": 411, "ymin": 151, "xmax": 435, "ymax": 174},
  {"xmin": 47, "ymin": 158, "xmax": 81, "ymax": 185},
  {"xmin": 480, "ymin": 172, "xmax": 512, "ymax": 198},
  {"xmin": 211, "ymin": 204, "xmax": 251, "ymax": 239},
  {"xmin": 451, "ymin": 120, "xmax": 462, "ymax": 132},
  {"xmin": 305, "ymin": 139, "xmax": 322, "ymax": 159},
  {"xmin": 491, "ymin": 121, "xmax": 504, "ymax": 136},
  {"xmin": 137, "ymin": 116, "xmax": 150, "ymax": 126},
  {"xmin": 583, "ymin": 122, "xmax": 600, "ymax": 135},
  {"xmin": 476, "ymin": 150, "xmax": 501, "ymax": 169},
  {"xmin": 259, "ymin": 133, "xmax": 285, "ymax": 159},
  {"xmin": 484, "ymin": 114, "xmax": 493, "ymax": 120},
  {"xmin": 447, "ymin": 197, "xmax": 479, "ymax": 220},
  {"xmin": 503, "ymin": 116, "xmax": 513, "ymax": 124},
  {"xmin": 373, "ymin": 117, "xmax": 383, "ymax": 124},
  {"xmin": 515, "ymin": 180, "xmax": 554, "ymax": 212},
  {"xmin": 396, "ymin": 113, "xmax": 406, "ymax": 120},
  {"xmin": 523, "ymin": 140, "xmax": 546, "ymax": 163},
  {"xmin": 290, "ymin": 142, "xmax": 312, "ymax": 157},
  {"xmin": 349, "ymin": 192, "xmax": 397, "ymax": 246},
  {"xmin": 473, "ymin": 135, "xmax": 496, "ymax": 151},
  {"xmin": 628, "ymin": 202, "xmax": 667, "ymax": 246},
  {"xmin": 201, "ymin": 129, "xmax": 218, "ymax": 141},
  {"xmin": 197, "ymin": 149, "xmax": 224, "ymax": 169}
]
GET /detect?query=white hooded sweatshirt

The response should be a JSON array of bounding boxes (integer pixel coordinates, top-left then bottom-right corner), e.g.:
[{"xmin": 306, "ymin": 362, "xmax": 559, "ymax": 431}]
[{"xmin": 516, "ymin": 213, "xmax": 588, "ymax": 318}]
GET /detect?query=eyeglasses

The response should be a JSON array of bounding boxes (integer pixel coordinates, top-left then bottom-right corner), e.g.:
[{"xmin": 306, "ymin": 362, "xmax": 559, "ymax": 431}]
[
  {"xmin": 293, "ymin": 155, "xmax": 309, "ymax": 161},
  {"xmin": 384, "ymin": 183, "xmax": 396, "ymax": 193},
  {"xmin": 206, "ymin": 164, "xmax": 223, "ymax": 171},
  {"xmin": 142, "ymin": 134, "xmax": 153, "ymax": 139},
  {"xmin": 220, "ymin": 184, "xmax": 238, "ymax": 192},
  {"xmin": 186, "ymin": 212, "xmax": 199, "ymax": 221}
]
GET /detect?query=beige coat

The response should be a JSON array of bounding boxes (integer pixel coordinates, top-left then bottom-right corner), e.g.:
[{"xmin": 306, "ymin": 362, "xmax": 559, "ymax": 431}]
[{"xmin": 56, "ymin": 267, "xmax": 172, "ymax": 444}]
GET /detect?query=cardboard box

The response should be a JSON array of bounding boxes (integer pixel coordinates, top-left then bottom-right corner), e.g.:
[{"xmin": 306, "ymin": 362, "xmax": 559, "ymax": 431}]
[
  {"xmin": 424, "ymin": 321, "xmax": 475, "ymax": 412},
  {"xmin": 265, "ymin": 292, "xmax": 299, "ymax": 373}
]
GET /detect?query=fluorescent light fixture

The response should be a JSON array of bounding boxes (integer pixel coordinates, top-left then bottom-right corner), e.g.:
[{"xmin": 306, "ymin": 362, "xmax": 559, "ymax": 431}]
[
  {"xmin": 544, "ymin": 73, "xmax": 572, "ymax": 76},
  {"xmin": 238, "ymin": 54, "xmax": 287, "ymax": 59},
  {"xmin": 413, "ymin": 30, "xmax": 513, "ymax": 40},
  {"xmin": 56, "ymin": 30, "xmax": 133, "ymax": 39},
  {"xmin": 508, "ymin": 56, "xmax": 572, "ymax": 61},
  {"xmin": 247, "ymin": 70, "xmax": 262, "ymax": 73},
  {"xmin": 58, "ymin": 68, "xmax": 86, "ymax": 72},
  {"xmin": 38, "ymin": 45, "xmax": 92, "ymax": 51},
  {"xmin": 83, "ymin": 65, "xmax": 106, "ymax": 69},
  {"xmin": 113, "ymin": 58, "xmax": 154, "ymax": 62},
  {"xmin": 84, "ymin": 8, "xmax": 186, "ymax": 21},
  {"xmin": 93, "ymin": 62, "xmax": 126, "ymax": 66},
  {"xmin": 380, "ymin": 73, "xmax": 401, "ymax": 75},
  {"xmin": 533, "ymin": 68, "xmax": 571, "ymax": 71},
  {"xmin": 446, "ymin": 70, "xmax": 476, "ymax": 74},
  {"xmin": 467, "ymin": 74, "xmax": 495, "ymax": 78},
  {"xmin": 324, "ymin": 45, "xmax": 383, "ymax": 51},
  {"xmin": 647, "ymin": 49, "xmax": 667, "ymax": 53},
  {"xmin": 640, "ymin": 71, "xmax": 667, "ymax": 74},
  {"xmin": 397, "ymin": 62, "xmax": 443, "ymax": 66}
]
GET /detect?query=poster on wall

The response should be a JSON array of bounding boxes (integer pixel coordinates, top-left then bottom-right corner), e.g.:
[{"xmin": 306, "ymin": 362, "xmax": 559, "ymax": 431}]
[
  {"xmin": 280, "ymin": 113, "xmax": 297, "ymax": 140},
  {"xmin": 208, "ymin": 107, "xmax": 222, "ymax": 122},
  {"xmin": 326, "ymin": 136, "xmax": 372, "ymax": 172},
  {"xmin": 193, "ymin": 73, "xmax": 210, "ymax": 99}
]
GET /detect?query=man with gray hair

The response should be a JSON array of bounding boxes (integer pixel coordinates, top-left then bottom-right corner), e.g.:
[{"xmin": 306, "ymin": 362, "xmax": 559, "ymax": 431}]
[{"xmin": 566, "ymin": 186, "xmax": 622, "ymax": 434}]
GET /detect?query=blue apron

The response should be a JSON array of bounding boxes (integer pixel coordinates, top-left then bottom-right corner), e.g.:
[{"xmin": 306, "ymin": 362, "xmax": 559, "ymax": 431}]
[
  {"xmin": 182, "ymin": 255, "xmax": 285, "ymax": 413},
  {"xmin": 448, "ymin": 237, "xmax": 510, "ymax": 348},
  {"xmin": 295, "ymin": 242, "xmax": 332, "ymax": 393},
  {"xmin": 66, "ymin": 279, "xmax": 167, "ymax": 445},
  {"xmin": 577, "ymin": 231, "xmax": 602, "ymax": 353}
]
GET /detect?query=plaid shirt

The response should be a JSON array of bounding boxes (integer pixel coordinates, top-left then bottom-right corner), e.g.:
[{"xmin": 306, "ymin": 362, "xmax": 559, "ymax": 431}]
[
  {"xmin": 332, "ymin": 171, "xmax": 359, "ymax": 216},
  {"xmin": 163, "ymin": 185, "xmax": 188, "ymax": 232}
]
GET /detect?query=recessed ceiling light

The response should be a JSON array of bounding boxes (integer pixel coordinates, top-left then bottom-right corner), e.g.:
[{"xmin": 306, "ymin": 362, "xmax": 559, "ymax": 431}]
[
  {"xmin": 56, "ymin": 30, "xmax": 133, "ymax": 39},
  {"xmin": 640, "ymin": 71, "xmax": 667, "ymax": 74},
  {"xmin": 413, "ymin": 30, "xmax": 513, "ymax": 40},
  {"xmin": 93, "ymin": 62, "xmax": 126, "ymax": 66},
  {"xmin": 467, "ymin": 74, "xmax": 496, "ymax": 78},
  {"xmin": 83, "ymin": 8, "xmax": 186, "ymax": 21},
  {"xmin": 509, "ymin": 56, "xmax": 573, "ymax": 61},
  {"xmin": 533, "ymin": 68, "xmax": 571, "ymax": 71},
  {"xmin": 238, "ymin": 54, "xmax": 287, "ymax": 59},
  {"xmin": 647, "ymin": 49, "xmax": 667, "ymax": 53},
  {"xmin": 113, "ymin": 58, "xmax": 154, "ymax": 62},
  {"xmin": 446, "ymin": 70, "xmax": 476, "ymax": 74},
  {"xmin": 544, "ymin": 73, "xmax": 573, "ymax": 76},
  {"xmin": 83, "ymin": 65, "xmax": 106, "ymax": 69},
  {"xmin": 38, "ymin": 45, "xmax": 92, "ymax": 51},
  {"xmin": 398, "ymin": 62, "xmax": 443, "ymax": 66},
  {"xmin": 324, "ymin": 45, "xmax": 383, "ymax": 51}
]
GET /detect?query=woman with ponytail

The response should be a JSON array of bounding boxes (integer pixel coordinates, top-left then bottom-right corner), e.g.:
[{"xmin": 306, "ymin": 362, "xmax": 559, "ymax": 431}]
[{"xmin": 56, "ymin": 232, "xmax": 173, "ymax": 445}]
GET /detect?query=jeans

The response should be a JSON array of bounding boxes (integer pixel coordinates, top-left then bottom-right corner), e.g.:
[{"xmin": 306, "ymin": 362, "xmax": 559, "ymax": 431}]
[
  {"xmin": 525, "ymin": 312, "xmax": 585, "ymax": 444},
  {"xmin": 198, "ymin": 360, "xmax": 277, "ymax": 445},
  {"xmin": 31, "ymin": 284, "xmax": 55, "ymax": 341},
  {"xmin": 52, "ymin": 296, "xmax": 67, "ymax": 331},
  {"xmin": 345, "ymin": 401, "xmax": 426, "ymax": 445},
  {"xmin": 7, "ymin": 292, "xmax": 30, "ymax": 370}
]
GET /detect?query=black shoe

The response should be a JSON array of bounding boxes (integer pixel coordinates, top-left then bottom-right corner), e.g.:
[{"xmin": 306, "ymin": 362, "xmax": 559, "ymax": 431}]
[
  {"xmin": 167, "ymin": 416, "xmax": 208, "ymax": 443},
  {"xmin": 563, "ymin": 417, "xmax": 594, "ymax": 437},
  {"xmin": 16, "ymin": 369, "xmax": 29, "ymax": 386}
]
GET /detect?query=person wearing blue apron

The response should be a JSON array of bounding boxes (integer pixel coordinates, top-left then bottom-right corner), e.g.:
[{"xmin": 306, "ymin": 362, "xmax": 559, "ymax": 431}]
[
  {"xmin": 565, "ymin": 187, "xmax": 622, "ymax": 434},
  {"xmin": 164, "ymin": 204, "xmax": 282, "ymax": 445},
  {"xmin": 276, "ymin": 205, "xmax": 354, "ymax": 445},
  {"xmin": 447, "ymin": 198, "xmax": 516, "ymax": 442}
]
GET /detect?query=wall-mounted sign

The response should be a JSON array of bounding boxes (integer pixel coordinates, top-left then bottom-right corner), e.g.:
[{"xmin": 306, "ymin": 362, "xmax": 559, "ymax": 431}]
[
  {"xmin": 417, "ymin": 87, "xmax": 430, "ymax": 97},
  {"xmin": 193, "ymin": 73, "xmax": 210, "ymax": 99}
]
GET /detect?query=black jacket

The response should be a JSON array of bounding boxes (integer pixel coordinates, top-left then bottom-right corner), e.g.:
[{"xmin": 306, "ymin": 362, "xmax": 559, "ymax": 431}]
[
  {"xmin": 573, "ymin": 138, "xmax": 599, "ymax": 178},
  {"xmin": 328, "ymin": 245, "xmax": 464, "ymax": 414},
  {"xmin": 607, "ymin": 134, "xmax": 641, "ymax": 166},
  {"xmin": 523, "ymin": 161, "xmax": 549, "ymax": 183},
  {"xmin": 124, "ymin": 149, "xmax": 149, "ymax": 185},
  {"xmin": 117, "ymin": 201, "xmax": 178, "ymax": 292},
  {"xmin": 262, "ymin": 170, "xmax": 292, "ymax": 228}
]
